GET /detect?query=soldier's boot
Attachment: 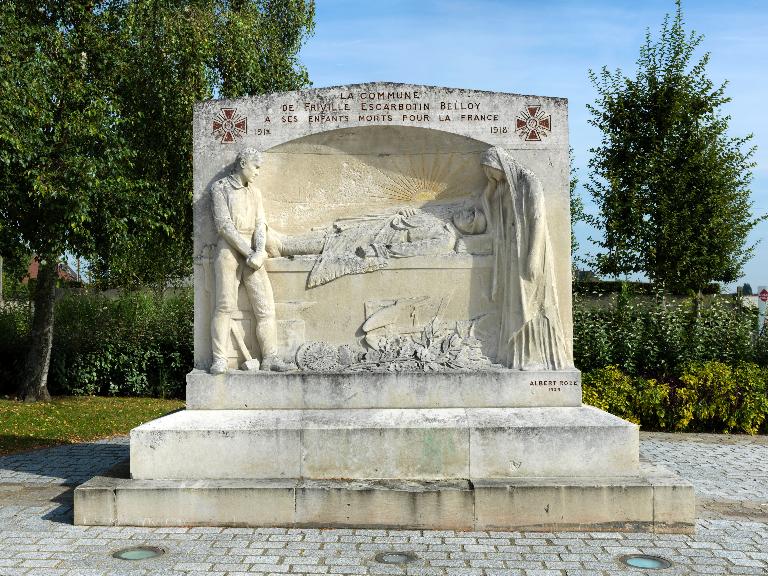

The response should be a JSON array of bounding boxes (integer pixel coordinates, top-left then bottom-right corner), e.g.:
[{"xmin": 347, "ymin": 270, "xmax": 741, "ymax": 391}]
[{"xmin": 210, "ymin": 357, "xmax": 228, "ymax": 374}]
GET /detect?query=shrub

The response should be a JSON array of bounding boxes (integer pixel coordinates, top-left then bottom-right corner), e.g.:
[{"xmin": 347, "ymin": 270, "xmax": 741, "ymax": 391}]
[
  {"xmin": 582, "ymin": 366, "xmax": 639, "ymax": 424},
  {"xmin": 633, "ymin": 377, "xmax": 671, "ymax": 431},
  {"xmin": 0, "ymin": 302, "xmax": 31, "ymax": 395},
  {"xmin": 581, "ymin": 361, "xmax": 768, "ymax": 434},
  {"xmin": 676, "ymin": 361, "xmax": 768, "ymax": 434},
  {"xmin": 572, "ymin": 307, "xmax": 613, "ymax": 372},
  {"xmin": 574, "ymin": 289, "xmax": 765, "ymax": 378},
  {"xmin": 46, "ymin": 289, "xmax": 193, "ymax": 398}
]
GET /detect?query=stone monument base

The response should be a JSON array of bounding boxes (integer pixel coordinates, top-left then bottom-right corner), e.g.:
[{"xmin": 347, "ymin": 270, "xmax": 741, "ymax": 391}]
[
  {"xmin": 185, "ymin": 369, "xmax": 583, "ymax": 410},
  {"xmin": 75, "ymin": 462, "xmax": 693, "ymax": 532},
  {"xmin": 74, "ymin": 372, "xmax": 695, "ymax": 533},
  {"xmin": 127, "ymin": 406, "xmax": 638, "ymax": 480}
]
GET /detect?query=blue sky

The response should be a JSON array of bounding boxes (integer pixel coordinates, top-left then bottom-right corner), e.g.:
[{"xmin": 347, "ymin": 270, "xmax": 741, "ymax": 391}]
[{"xmin": 299, "ymin": 0, "xmax": 768, "ymax": 290}]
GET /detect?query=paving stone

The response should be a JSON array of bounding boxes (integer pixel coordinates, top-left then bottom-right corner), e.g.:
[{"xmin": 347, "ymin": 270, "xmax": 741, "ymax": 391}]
[
  {"xmin": 0, "ymin": 433, "xmax": 767, "ymax": 575},
  {"xmin": 327, "ymin": 566, "xmax": 368, "ymax": 575}
]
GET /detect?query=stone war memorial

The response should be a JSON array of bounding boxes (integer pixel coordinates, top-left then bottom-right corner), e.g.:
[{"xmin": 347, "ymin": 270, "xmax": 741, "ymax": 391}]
[{"xmin": 74, "ymin": 83, "xmax": 694, "ymax": 532}]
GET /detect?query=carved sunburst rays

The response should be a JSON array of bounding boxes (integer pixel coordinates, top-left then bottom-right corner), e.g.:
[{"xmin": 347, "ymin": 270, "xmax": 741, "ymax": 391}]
[
  {"xmin": 261, "ymin": 149, "xmax": 485, "ymax": 233},
  {"xmin": 359, "ymin": 151, "xmax": 479, "ymax": 204}
]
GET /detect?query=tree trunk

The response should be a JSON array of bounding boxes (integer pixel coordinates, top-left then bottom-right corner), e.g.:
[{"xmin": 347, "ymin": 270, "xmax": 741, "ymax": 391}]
[{"xmin": 17, "ymin": 258, "xmax": 57, "ymax": 402}]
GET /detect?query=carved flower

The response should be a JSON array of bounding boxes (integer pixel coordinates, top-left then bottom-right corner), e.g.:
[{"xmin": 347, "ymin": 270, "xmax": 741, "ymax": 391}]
[{"xmin": 295, "ymin": 342, "xmax": 340, "ymax": 371}]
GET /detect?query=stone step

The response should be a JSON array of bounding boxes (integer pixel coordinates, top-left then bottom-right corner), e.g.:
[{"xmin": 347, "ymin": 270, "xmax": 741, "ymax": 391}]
[
  {"xmin": 76, "ymin": 461, "xmax": 694, "ymax": 533},
  {"xmin": 186, "ymin": 369, "xmax": 583, "ymax": 410},
  {"xmin": 130, "ymin": 406, "xmax": 638, "ymax": 480}
]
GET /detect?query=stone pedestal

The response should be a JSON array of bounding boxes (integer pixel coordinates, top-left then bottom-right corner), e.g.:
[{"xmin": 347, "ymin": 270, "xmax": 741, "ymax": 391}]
[
  {"xmin": 129, "ymin": 404, "xmax": 638, "ymax": 481},
  {"xmin": 74, "ymin": 371, "xmax": 695, "ymax": 532},
  {"xmin": 75, "ymin": 463, "xmax": 693, "ymax": 532}
]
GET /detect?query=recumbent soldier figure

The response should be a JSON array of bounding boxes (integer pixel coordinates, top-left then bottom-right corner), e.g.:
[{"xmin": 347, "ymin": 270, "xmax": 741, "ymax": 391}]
[{"xmin": 209, "ymin": 148, "xmax": 291, "ymax": 374}]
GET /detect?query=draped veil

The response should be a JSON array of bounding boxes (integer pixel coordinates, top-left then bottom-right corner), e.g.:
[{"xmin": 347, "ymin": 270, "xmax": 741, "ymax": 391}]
[{"xmin": 480, "ymin": 147, "xmax": 570, "ymax": 370}]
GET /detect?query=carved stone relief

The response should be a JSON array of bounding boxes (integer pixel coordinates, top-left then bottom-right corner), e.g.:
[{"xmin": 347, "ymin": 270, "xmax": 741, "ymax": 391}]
[
  {"xmin": 206, "ymin": 140, "xmax": 571, "ymax": 373},
  {"xmin": 270, "ymin": 204, "xmax": 487, "ymax": 288},
  {"xmin": 295, "ymin": 316, "xmax": 499, "ymax": 373},
  {"xmin": 479, "ymin": 146, "xmax": 570, "ymax": 370},
  {"xmin": 208, "ymin": 148, "xmax": 293, "ymax": 373}
]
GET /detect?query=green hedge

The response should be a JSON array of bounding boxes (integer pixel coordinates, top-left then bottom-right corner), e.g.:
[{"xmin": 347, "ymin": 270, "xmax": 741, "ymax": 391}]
[
  {"xmin": 573, "ymin": 280, "xmax": 721, "ymax": 296},
  {"xmin": 0, "ymin": 290, "xmax": 192, "ymax": 398},
  {"xmin": 582, "ymin": 362, "xmax": 768, "ymax": 434},
  {"xmin": 575, "ymin": 289, "xmax": 768, "ymax": 433},
  {"xmin": 573, "ymin": 290, "xmax": 765, "ymax": 378},
  {"xmin": 0, "ymin": 302, "xmax": 32, "ymax": 392}
]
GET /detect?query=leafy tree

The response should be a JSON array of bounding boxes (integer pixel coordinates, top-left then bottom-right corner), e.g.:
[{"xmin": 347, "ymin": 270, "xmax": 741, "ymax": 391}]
[
  {"xmin": 0, "ymin": 250, "xmax": 32, "ymax": 302},
  {"xmin": 0, "ymin": 0, "xmax": 314, "ymax": 400},
  {"xmin": 569, "ymin": 147, "xmax": 585, "ymax": 258},
  {"xmin": 586, "ymin": 0, "xmax": 760, "ymax": 293},
  {"xmin": 90, "ymin": 0, "xmax": 315, "ymax": 288},
  {"xmin": 741, "ymin": 283, "xmax": 753, "ymax": 296},
  {"xmin": 0, "ymin": 1, "xmax": 135, "ymax": 401}
]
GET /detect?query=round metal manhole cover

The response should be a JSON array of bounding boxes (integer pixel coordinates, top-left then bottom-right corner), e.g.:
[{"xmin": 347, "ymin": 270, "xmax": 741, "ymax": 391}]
[
  {"xmin": 619, "ymin": 554, "xmax": 672, "ymax": 569},
  {"xmin": 112, "ymin": 546, "xmax": 165, "ymax": 561},
  {"xmin": 374, "ymin": 551, "xmax": 418, "ymax": 565}
]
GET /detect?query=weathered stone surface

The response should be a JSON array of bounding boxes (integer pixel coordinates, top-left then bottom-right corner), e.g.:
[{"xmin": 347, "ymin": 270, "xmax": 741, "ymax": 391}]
[
  {"xmin": 295, "ymin": 479, "xmax": 474, "ymax": 530},
  {"xmin": 649, "ymin": 471, "xmax": 698, "ymax": 532},
  {"xmin": 74, "ymin": 462, "xmax": 693, "ymax": 532},
  {"xmin": 467, "ymin": 406, "xmax": 639, "ymax": 478},
  {"xmin": 116, "ymin": 479, "xmax": 296, "ymax": 527},
  {"xmin": 300, "ymin": 408, "xmax": 469, "ymax": 480},
  {"xmin": 473, "ymin": 481, "xmax": 653, "ymax": 531},
  {"xmin": 185, "ymin": 368, "xmax": 582, "ymax": 410},
  {"xmin": 72, "ymin": 480, "xmax": 116, "ymax": 526},
  {"xmin": 473, "ymin": 464, "xmax": 694, "ymax": 532},
  {"xmin": 129, "ymin": 406, "xmax": 636, "ymax": 481},
  {"xmin": 130, "ymin": 410, "xmax": 302, "ymax": 480}
]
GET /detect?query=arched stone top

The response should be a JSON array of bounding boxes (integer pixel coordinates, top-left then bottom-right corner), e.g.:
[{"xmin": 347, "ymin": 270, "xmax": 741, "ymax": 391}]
[
  {"xmin": 191, "ymin": 83, "xmax": 574, "ymax": 370},
  {"xmin": 194, "ymin": 82, "xmax": 568, "ymax": 171}
]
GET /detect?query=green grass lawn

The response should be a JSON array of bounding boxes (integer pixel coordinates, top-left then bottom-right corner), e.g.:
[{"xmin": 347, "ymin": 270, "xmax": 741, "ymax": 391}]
[{"xmin": 0, "ymin": 396, "xmax": 184, "ymax": 455}]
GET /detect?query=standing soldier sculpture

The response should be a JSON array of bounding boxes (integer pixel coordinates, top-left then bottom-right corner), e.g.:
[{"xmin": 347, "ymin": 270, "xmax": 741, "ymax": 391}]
[{"xmin": 209, "ymin": 148, "xmax": 291, "ymax": 374}]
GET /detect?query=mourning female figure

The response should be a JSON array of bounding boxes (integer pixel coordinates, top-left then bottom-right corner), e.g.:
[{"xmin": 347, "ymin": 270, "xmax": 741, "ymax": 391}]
[{"xmin": 480, "ymin": 146, "xmax": 570, "ymax": 370}]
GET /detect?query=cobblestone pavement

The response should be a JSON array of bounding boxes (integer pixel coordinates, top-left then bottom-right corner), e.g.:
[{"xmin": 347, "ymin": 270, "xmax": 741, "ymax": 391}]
[{"xmin": 0, "ymin": 432, "xmax": 766, "ymax": 576}]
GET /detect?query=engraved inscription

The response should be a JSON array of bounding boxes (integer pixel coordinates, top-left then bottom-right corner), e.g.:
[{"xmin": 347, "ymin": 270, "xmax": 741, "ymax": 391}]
[
  {"xmin": 529, "ymin": 379, "xmax": 578, "ymax": 393},
  {"xmin": 209, "ymin": 87, "xmax": 563, "ymax": 141}
]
